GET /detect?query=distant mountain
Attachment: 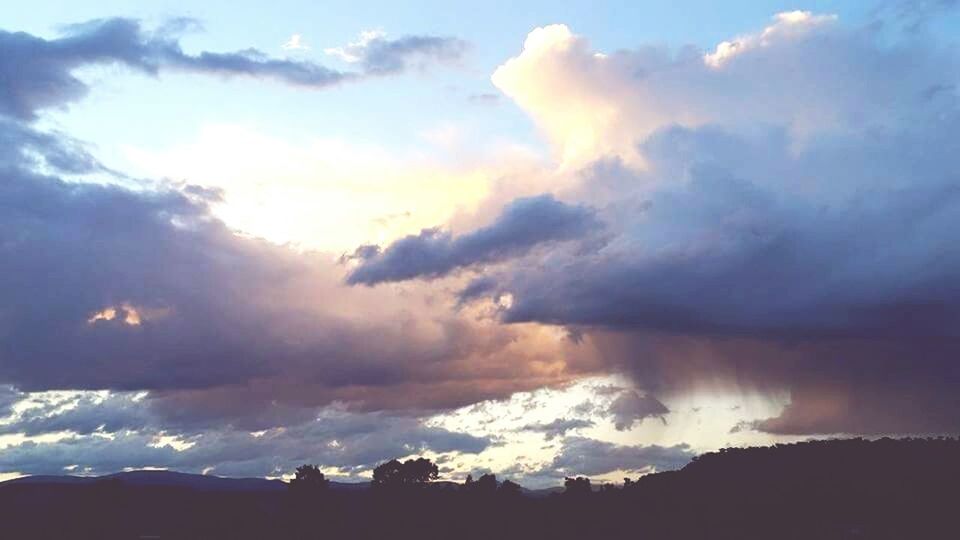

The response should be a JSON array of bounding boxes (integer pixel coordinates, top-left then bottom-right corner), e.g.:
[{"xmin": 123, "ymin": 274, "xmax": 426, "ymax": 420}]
[
  {"xmin": 1, "ymin": 469, "xmax": 371, "ymax": 492},
  {"xmin": 522, "ymin": 485, "xmax": 564, "ymax": 497}
]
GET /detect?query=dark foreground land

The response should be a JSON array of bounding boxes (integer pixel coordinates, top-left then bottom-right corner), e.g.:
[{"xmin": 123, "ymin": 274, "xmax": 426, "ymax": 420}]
[{"xmin": 0, "ymin": 437, "xmax": 957, "ymax": 539}]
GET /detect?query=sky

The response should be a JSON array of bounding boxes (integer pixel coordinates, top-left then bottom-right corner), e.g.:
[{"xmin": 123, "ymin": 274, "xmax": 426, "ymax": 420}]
[{"xmin": 1, "ymin": 0, "xmax": 960, "ymax": 487}]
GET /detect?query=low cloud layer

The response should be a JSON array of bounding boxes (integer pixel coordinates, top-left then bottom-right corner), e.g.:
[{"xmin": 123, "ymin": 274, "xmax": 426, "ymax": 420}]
[{"xmin": 0, "ymin": 399, "xmax": 489, "ymax": 477}]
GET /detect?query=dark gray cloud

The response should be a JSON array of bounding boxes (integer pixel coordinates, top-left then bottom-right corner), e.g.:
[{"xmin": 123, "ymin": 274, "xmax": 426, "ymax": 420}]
[
  {"xmin": 520, "ymin": 418, "xmax": 593, "ymax": 440},
  {"xmin": 540, "ymin": 437, "xmax": 693, "ymax": 478},
  {"xmin": 346, "ymin": 194, "xmax": 601, "ymax": 285},
  {"xmin": 0, "ymin": 17, "xmax": 465, "ymax": 120},
  {"xmin": 607, "ymin": 390, "xmax": 668, "ymax": 431}
]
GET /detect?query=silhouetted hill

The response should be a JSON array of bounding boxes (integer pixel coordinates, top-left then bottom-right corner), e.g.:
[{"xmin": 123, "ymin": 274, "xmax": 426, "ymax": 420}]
[
  {"xmin": 618, "ymin": 437, "xmax": 958, "ymax": 539},
  {"xmin": 5, "ymin": 470, "xmax": 288, "ymax": 492},
  {"xmin": 0, "ymin": 437, "xmax": 956, "ymax": 539}
]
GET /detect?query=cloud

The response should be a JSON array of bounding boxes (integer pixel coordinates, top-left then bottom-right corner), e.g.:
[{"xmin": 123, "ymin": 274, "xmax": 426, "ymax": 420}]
[
  {"xmin": 10, "ymin": 6, "xmax": 960, "ymax": 479},
  {"xmin": 325, "ymin": 29, "xmax": 467, "ymax": 74},
  {"xmin": 0, "ymin": 161, "xmax": 577, "ymax": 415},
  {"xmin": 491, "ymin": 15, "xmax": 956, "ymax": 168},
  {"xmin": 0, "ymin": 84, "xmax": 581, "ymax": 432},
  {"xmin": 0, "ymin": 386, "xmax": 21, "ymax": 419},
  {"xmin": 346, "ymin": 194, "xmax": 602, "ymax": 285},
  {"xmin": 0, "ymin": 18, "xmax": 465, "ymax": 120},
  {"xmin": 0, "ymin": 393, "xmax": 152, "ymax": 436},
  {"xmin": 540, "ymin": 437, "xmax": 693, "ymax": 478},
  {"xmin": 282, "ymin": 33, "xmax": 309, "ymax": 51},
  {"xmin": 607, "ymin": 391, "xmax": 668, "ymax": 431},
  {"xmin": 702, "ymin": 11, "xmax": 838, "ymax": 68},
  {"xmin": 0, "ymin": 403, "xmax": 490, "ymax": 477},
  {"xmin": 883, "ymin": 0, "xmax": 960, "ymax": 32},
  {"xmin": 464, "ymin": 14, "xmax": 960, "ymax": 435},
  {"xmin": 520, "ymin": 418, "xmax": 593, "ymax": 440},
  {"xmin": 468, "ymin": 93, "xmax": 500, "ymax": 105}
]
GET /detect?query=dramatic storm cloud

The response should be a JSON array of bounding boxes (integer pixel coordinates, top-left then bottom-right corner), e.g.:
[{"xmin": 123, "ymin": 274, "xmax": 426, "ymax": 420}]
[{"xmin": 453, "ymin": 12, "xmax": 960, "ymax": 435}]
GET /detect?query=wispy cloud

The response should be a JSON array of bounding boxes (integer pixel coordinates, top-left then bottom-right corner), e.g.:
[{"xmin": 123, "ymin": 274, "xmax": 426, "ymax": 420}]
[
  {"xmin": 325, "ymin": 29, "xmax": 468, "ymax": 74},
  {"xmin": 281, "ymin": 33, "xmax": 310, "ymax": 51}
]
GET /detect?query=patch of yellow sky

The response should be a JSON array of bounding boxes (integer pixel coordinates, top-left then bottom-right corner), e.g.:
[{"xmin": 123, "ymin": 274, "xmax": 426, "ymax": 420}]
[{"xmin": 121, "ymin": 123, "xmax": 543, "ymax": 254}]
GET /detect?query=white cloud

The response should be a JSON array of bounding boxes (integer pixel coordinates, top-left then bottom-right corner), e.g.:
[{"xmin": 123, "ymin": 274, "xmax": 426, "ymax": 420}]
[
  {"xmin": 324, "ymin": 29, "xmax": 386, "ymax": 63},
  {"xmin": 704, "ymin": 11, "xmax": 838, "ymax": 67},
  {"xmin": 281, "ymin": 33, "xmax": 310, "ymax": 51}
]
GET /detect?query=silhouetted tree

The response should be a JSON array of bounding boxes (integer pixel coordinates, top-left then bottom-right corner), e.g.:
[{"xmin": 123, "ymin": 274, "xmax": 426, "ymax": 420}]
[
  {"xmin": 476, "ymin": 473, "xmax": 497, "ymax": 494},
  {"xmin": 372, "ymin": 457, "xmax": 439, "ymax": 488},
  {"xmin": 372, "ymin": 459, "xmax": 404, "ymax": 488},
  {"xmin": 289, "ymin": 464, "xmax": 329, "ymax": 495},
  {"xmin": 563, "ymin": 476, "xmax": 592, "ymax": 496},
  {"xmin": 402, "ymin": 457, "xmax": 440, "ymax": 485}
]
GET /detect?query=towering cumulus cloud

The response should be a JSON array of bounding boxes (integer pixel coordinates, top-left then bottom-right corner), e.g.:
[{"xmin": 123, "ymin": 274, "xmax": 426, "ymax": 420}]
[{"xmin": 448, "ymin": 12, "xmax": 960, "ymax": 435}]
